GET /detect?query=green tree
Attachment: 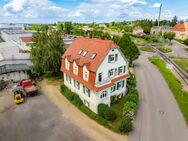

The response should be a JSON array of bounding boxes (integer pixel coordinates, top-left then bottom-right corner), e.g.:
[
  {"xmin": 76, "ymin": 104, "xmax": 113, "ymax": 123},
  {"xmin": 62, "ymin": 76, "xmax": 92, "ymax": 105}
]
[
  {"xmin": 72, "ymin": 28, "xmax": 86, "ymax": 36},
  {"xmin": 56, "ymin": 21, "xmax": 64, "ymax": 32},
  {"xmin": 118, "ymin": 34, "xmax": 140, "ymax": 64},
  {"xmin": 64, "ymin": 22, "xmax": 73, "ymax": 34},
  {"xmin": 163, "ymin": 32, "xmax": 176, "ymax": 44},
  {"xmin": 30, "ymin": 30, "xmax": 65, "ymax": 75},
  {"xmin": 154, "ymin": 19, "xmax": 158, "ymax": 26},
  {"xmin": 184, "ymin": 39, "xmax": 188, "ymax": 46},
  {"xmin": 31, "ymin": 24, "xmax": 49, "ymax": 31}
]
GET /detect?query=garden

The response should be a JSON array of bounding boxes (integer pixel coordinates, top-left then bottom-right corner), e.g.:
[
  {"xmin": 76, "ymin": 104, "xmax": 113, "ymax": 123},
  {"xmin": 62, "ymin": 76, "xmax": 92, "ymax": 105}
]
[{"xmin": 60, "ymin": 75, "xmax": 139, "ymax": 134}]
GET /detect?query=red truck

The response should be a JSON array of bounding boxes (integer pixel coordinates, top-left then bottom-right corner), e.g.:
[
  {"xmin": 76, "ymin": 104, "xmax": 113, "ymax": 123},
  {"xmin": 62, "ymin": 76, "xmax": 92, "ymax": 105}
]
[{"xmin": 20, "ymin": 79, "xmax": 38, "ymax": 96}]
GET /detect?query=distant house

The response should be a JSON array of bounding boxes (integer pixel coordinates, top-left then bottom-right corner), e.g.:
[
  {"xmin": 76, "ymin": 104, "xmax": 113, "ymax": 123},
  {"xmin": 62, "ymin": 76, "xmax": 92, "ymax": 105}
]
[
  {"xmin": 151, "ymin": 26, "xmax": 171, "ymax": 35},
  {"xmin": 61, "ymin": 37, "xmax": 129, "ymax": 113},
  {"xmin": 171, "ymin": 23, "xmax": 188, "ymax": 39},
  {"xmin": 133, "ymin": 26, "xmax": 145, "ymax": 35},
  {"xmin": 19, "ymin": 36, "xmax": 32, "ymax": 51}
]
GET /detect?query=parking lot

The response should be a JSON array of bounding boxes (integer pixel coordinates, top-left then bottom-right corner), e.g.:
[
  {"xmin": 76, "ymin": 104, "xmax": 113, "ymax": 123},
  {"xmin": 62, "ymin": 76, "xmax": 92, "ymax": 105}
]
[{"xmin": 0, "ymin": 89, "xmax": 92, "ymax": 141}]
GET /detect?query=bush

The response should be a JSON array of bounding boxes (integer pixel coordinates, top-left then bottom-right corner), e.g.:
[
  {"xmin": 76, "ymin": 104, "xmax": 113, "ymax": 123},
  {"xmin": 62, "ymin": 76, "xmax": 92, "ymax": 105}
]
[
  {"xmin": 98, "ymin": 104, "xmax": 117, "ymax": 121},
  {"xmin": 118, "ymin": 118, "xmax": 133, "ymax": 133},
  {"xmin": 73, "ymin": 94, "xmax": 83, "ymax": 107},
  {"xmin": 60, "ymin": 84, "xmax": 67, "ymax": 93},
  {"xmin": 126, "ymin": 88, "xmax": 139, "ymax": 104},
  {"xmin": 123, "ymin": 101, "xmax": 137, "ymax": 120},
  {"xmin": 184, "ymin": 39, "xmax": 188, "ymax": 46}
]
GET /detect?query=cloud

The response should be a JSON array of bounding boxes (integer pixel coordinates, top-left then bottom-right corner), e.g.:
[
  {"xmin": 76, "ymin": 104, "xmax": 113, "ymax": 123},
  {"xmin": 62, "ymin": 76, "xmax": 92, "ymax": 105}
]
[
  {"xmin": 2, "ymin": 0, "xmax": 68, "ymax": 18},
  {"xmin": 152, "ymin": 3, "xmax": 161, "ymax": 8}
]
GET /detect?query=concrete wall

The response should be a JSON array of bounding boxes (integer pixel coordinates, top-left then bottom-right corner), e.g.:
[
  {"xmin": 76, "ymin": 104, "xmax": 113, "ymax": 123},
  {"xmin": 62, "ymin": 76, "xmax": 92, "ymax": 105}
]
[{"xmin": 0, "ymin": 71, "xmax": 29, "ymax": 82}]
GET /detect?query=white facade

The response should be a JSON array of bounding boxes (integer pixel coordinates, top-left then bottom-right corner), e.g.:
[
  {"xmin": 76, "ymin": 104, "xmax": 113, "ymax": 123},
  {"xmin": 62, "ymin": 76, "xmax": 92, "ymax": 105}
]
[
  {"xmin": 63, "ymin": 48, "xmax": 128, "ymax": 113},
  {"xmin": 0, "ymin": 71, "xmax": 29, "ymax": 82}
]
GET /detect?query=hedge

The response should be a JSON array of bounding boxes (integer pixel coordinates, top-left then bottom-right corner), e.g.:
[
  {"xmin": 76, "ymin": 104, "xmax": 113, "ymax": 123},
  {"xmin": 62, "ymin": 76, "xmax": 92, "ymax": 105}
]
[
  {"xmin": 98, "ymin": 104, "xmax": 117, "ymax": 121},
  {"xmin": 118, "ymin": 118, "xmax": 133, "ymax": 133}
]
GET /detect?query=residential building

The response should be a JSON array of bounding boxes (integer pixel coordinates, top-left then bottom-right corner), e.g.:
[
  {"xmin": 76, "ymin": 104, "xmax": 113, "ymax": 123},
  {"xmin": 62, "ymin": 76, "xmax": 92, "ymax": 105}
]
[
  {"xmin": 19, "ymin": 36, "xmax": 32, "ymax": 51},
  {"xmin": 61, "ymin": 37, "xmax": 129, "ymax": 113},
  {"xmin": 0, "ymin": 24, "xmax": 24, "ymax": 31},
  {"xmin": 133, "ymin": 26, "xmax": 145, "ymax": 35},
  {"xmin": 151, "ymin": 26, "xmax": 171, "ymax": 35},
  {"xmin": 171, "ymin": 23, "xmax": 188, "ymax": 39}
]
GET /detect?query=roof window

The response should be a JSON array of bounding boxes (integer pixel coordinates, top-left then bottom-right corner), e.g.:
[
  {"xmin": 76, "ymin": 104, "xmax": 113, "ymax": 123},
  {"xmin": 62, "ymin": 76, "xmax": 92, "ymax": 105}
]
[
  {"xmin": 90, "ymin": 53, "xmax": 97, "ymax": 60},
  {"xmin": 82, "ymin": 51, "xmax": 88, "ymax": 56},
  {"xmin": 78, "ymin": 50, "xmax": 83, "ymax": 55}
]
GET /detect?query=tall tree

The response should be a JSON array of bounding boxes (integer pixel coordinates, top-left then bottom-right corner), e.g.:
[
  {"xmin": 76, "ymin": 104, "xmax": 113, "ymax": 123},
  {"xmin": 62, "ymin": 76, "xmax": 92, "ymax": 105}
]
[
  {"xmin": 163, "ymin": 32, "xmax": 176, "ymax": 44},
  {"xmin": 30, "ymin": 30, "xmax": 65, "ymax": 75},
  {"xmin": 171, "ymin": 16, "xmax": 178, "ymax": 27},
  {"xmin": 154, "ymin": 19, "xmax": 158, "ymax": 26},
  {"xmin": 64, "ymin": 22, "xmax": 73, "ymax": 34},
  {"xmin": 56, "ymin": 21, "xmax": 64, "ymax": 32},
  {"xmin": 117, "ymin": 34, "xmax": 139, "ymax": 64}
]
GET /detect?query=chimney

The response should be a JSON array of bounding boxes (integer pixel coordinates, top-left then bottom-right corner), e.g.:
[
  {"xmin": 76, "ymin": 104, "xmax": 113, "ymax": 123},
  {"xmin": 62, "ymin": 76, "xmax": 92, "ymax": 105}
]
[
  {"xmin": 100, "ymin": 35, "xmax": 105, "ymax": 40},
  {"xmin": 88, "ymin": 32, "xmax": 93, "ymax": 38}
]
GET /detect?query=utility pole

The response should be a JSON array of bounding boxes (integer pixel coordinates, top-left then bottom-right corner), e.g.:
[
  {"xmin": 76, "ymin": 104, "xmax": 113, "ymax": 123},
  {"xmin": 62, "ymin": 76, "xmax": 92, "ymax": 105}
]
[{"xmin": 158, "ymin": 4, "xmax": 162, "ymax": 27}]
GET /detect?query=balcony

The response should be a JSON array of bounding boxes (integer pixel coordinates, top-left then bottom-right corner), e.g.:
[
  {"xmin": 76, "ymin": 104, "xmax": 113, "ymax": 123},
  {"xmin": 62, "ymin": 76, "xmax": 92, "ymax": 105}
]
[{"xmin": 95, "ymin": 77, "xmax": 111, "ymax": 87}]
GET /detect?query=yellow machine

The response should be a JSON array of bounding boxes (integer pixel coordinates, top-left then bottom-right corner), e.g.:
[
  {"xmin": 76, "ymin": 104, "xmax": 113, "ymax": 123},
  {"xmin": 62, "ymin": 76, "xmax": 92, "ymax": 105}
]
[{"xmin": 13, "ymin": 89, "xmax": 25, "ymax": 104}]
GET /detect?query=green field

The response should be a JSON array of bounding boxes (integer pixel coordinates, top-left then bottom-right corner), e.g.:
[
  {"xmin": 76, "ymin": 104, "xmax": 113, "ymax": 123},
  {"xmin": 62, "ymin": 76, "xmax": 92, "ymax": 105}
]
[
  {"xmin": 140, "ymin": 46, "xmax": 155, "ymax": 52},
  {"xmin": 158, "ymin": 47, "xmax": 172, "ymax": 53},
  {"xmin": 149, "ymin": 57, "xmax": 188, "ymax": 124},
  {"xmin": 173, "ymin": 57, "xmax": 188, "ymax": 74}
]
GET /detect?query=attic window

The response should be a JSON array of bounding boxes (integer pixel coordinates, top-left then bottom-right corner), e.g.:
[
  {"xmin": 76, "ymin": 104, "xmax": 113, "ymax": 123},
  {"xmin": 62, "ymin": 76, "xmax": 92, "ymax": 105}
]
[
  {"xmin": 78, "ymin": 50, "xmax": 83, "ymax": 55},
  {"xmin": 82, "ymin": 51, "xmax": 88, "ymax": 56},
  {"xmin": 90, "ymin": 53, "xmax": 97, "ymax": 60}
]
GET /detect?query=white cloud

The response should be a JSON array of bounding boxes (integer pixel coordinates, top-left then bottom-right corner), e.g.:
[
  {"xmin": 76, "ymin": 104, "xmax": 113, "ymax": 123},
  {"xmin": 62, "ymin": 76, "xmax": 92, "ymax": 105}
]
[
  {"xmin": 152, "ymin": 3, "xmax": 161, "ymax": 8},
  {"xmin": 2, "ymin": 0, "xmax": 68, "ymax": 18}
]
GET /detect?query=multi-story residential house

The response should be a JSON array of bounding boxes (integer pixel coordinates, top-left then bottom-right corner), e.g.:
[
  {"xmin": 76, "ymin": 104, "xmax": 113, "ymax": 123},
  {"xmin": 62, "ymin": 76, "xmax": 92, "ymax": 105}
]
[
  {"xmin": 171, "ymin": 23, "xmax": 188, "ymax": 39},
  {"xmin": 151, "ymin": 26, "xmax": 171, "ymax": 35},
  {"xmin": 61, "ymin": 37, "xmax": 129, "ymax": 113},
  {"xmin": 133, "ymin": 26, "xmax": 145, "ymax": 36}
]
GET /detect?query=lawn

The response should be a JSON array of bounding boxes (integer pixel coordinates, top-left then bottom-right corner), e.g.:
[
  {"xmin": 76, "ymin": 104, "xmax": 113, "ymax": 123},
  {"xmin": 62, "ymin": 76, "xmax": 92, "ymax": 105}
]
[
  {"xmin": 173, "ymin": 57, "xmax": 188, "ymax": 74},
  {"xmin": 149, "ymin": 57, "xmax": 188, "ymax": 124},
  {"xmin": 140, "ymin": 46, "xmax": 155, "ymax": 53},
  {"xmin": 0, "ymin": 36, "xmax": 4, "ymax": 42},
  {"xmin": 158, "ymin": 47, "xmax": 172, "ymax": 53}
]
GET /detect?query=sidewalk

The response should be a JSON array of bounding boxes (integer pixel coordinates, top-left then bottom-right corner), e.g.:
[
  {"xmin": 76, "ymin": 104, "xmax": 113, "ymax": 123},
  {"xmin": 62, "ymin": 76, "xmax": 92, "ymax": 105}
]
[{"xmin": 40, "ymin": 79, "xmax": 127, "ymax": 141}]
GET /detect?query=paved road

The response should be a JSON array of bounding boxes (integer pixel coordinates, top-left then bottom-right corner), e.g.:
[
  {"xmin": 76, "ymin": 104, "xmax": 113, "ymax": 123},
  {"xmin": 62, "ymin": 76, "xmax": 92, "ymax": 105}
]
[
  {"xmin": 167, "ymin": 40, "xmax": 188, "ymax": 58},
  {"xmin": 128, "ymin": 56, "xmax": 188, "ymax": 141},
  {"xmin": 0, "ymin": 90, "xmax": 92, "ymax": 141}
]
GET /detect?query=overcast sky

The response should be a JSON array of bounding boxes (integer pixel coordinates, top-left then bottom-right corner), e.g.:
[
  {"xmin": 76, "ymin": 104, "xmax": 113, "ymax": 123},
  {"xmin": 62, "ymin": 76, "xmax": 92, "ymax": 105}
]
[{"xmin": 0, "ymin": 0, "xmax": 187, "ymax": 23}]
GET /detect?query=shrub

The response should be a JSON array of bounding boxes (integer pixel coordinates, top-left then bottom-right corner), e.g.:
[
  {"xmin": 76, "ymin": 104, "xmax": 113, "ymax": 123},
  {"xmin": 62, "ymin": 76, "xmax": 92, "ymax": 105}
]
[
  {"xmin": 98, "ymin": 104, "xmax": 117, "ymax": 121},
  {"xmin": 126, "ymin": 88, "xmax": 139, "ymax": 104},
  {"xmin": 73, "ymin": 94, "xmax": 83, "ymax": 107},
  {"xmin": 123, "ymin": 101, "xmax": 136, "ymax": 120},
  {"xmin": 60, "ymin": 84, "xmax": 67, "ymax": 93},
  {"xmin": 184, "ymin": 39, "xmax": 188, "ymax": 46},
  {"xmin": 118, "ymin": 118, "xmax": 133, "ymax": 133}
]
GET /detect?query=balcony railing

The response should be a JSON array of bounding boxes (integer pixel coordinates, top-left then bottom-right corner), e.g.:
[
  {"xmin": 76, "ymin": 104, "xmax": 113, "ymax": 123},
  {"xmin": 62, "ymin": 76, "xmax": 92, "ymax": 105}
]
[{"xmin": 95, "ymin": 77, "xmax": 111, "ymax": 86}]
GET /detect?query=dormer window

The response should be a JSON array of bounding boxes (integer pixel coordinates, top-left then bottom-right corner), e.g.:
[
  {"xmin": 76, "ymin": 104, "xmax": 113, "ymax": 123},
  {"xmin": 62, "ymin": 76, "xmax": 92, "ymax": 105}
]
[
  {"xmin": 90, "ymin": 53, "xmax": 97, "ymax": 60},
  {"xmin": 65, "ymin": 58, "xmax": 70, "ymax": 70},
  {"xmin": 82, "ymin": 51, "xmax": 88, "ymax": 56},
  {"xmin": 73, "ymin": 62, "xmax": 78, "ymax": 75},
  {"xmin": 78, "ymin": 50, "xmax": 83, "ymax": 55}
]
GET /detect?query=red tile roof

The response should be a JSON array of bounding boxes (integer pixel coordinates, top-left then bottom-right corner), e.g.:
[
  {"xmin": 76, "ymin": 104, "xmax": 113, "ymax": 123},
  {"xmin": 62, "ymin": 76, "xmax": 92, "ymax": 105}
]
[
  {"xmin": 20, "ymin": 37, "xmax": 32, "ymax": 43},
  {"xmin": 62, "ymin": 37, "xmax": 118, "ymax": 72},
  {"xmin": 171, "ymin": 23, "xmax": 186, "ymax": 32}
]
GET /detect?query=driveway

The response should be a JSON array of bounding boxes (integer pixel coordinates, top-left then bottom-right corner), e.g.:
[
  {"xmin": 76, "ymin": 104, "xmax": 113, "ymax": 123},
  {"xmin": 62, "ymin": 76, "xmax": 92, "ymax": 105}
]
[
  {"xmin": 128, "ymin": 56, "xmax": 188, "ymax": 141},
  {"xmin": 0, "ymin": 89, "xmax": 92, "ymax": 141}
]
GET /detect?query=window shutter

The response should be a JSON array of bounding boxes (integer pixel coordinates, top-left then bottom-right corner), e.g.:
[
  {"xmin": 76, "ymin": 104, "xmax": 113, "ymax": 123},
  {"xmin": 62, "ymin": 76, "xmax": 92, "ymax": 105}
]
[
  {"xmin": 123, "ymin": 66, "xmax": 126, "ymax": 73},
  {"xmin": 115, "ymin": 54, "xmax": 118, "ymax": 61}
]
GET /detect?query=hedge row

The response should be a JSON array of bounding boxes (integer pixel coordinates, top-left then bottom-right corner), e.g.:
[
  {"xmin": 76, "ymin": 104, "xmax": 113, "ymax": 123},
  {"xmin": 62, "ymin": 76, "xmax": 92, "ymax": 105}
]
[
  {"xmin": 60, "ymin": 84, "xmax": 110, "ymax": 127},
  {"xmin": 118, "ymin": 75, "xmax": 139, "ymax": 133}
]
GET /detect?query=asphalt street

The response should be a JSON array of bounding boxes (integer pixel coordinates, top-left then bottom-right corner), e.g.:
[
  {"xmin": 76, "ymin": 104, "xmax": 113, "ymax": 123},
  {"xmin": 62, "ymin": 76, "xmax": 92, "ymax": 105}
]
[
  {"xmin": 0, "ymin": 90, "xmax": 92, "ymax": 141},
  {"xmin": 128, "ymin": 56, "xmax": 188, "ymax": 141}
]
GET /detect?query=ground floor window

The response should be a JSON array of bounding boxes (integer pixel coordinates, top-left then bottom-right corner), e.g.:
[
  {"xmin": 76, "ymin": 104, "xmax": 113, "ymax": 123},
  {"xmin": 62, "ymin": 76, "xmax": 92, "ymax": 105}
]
[
  {"xmin": 100, "ymin": 91, "xmax": 107, "ymax": 99},
  {"xmin": 83, "ymin": 86, "xmax": 90, "ymax": 97}
]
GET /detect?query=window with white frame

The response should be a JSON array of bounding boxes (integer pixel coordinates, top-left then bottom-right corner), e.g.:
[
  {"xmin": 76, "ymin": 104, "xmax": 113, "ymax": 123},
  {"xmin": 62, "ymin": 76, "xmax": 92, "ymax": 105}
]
[
  {"xmin": 98, "ymin": 73, "xmax": 102, "ymax": 82},
  {"xmin": 111, "ymin": 85, "xmax": 116, "ymax": 92},
  {"xmin": 83, "ymin": 86, "xmax": 90, "ymax": 97},
  {"xmin": 65, "ymin": 58, "xmax": 70, "ymax": 70},
  {"xmin": 108, "ymin": 69, "xmax": 114, "ymax": 77},
  {"xmin": 90, "ymin": 53, "xmax": 97, "ymax": 60},
  {"xmin": 118, "ymin": 66, "xmax": 123, "ymax": 75},
  {"xmin": 108, "ymin": 54, "xmax": 118, "ymax": 63},
  {"xmin": 100, "ymin": 91, "xmax": 107, "ymax": 99},
  {"xmin": 78, "ymin": 50, "xmax": 83, "ymax": 55},
  {"xmin": 83, "ymin": 70, "xmax": 89, "ymax": 81},
  {"xmin": 73, "ymin": 62, "xmax": 78, "ymax": 75},
  {"xmin": 117, "ymin": 80, "xmax": 125, "ymax": 90}
]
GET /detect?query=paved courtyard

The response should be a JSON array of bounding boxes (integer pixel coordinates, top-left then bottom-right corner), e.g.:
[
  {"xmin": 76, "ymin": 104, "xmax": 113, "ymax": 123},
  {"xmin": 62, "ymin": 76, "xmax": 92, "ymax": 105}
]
[{"xmin": 0, "ymin": 89, "xmax": 92, "ymax": 141}]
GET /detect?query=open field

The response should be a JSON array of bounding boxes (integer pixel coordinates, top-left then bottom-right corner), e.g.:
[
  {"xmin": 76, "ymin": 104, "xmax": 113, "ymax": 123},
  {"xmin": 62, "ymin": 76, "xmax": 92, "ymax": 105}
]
[
  {"xmin": 173, "ymin": 57, "xmax": 188, "ymax": 74},
  {"xmin": 140, "ymin": 46, "xmax": 155, "ymax": 52}
]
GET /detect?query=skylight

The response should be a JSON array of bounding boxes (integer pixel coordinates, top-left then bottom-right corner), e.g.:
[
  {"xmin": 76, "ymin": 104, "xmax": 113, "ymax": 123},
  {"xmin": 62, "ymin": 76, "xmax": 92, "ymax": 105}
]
[
  {"xmin": 82, "ymin": 51, "xmax": 88, "ymax": 56},
  {"xmin": 78, "ymin": 50, "xmax": 83, "ymax": 55},
  {"xmin": 90, "ymin": 53, "xmax": 97, "ymax": 60}
]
